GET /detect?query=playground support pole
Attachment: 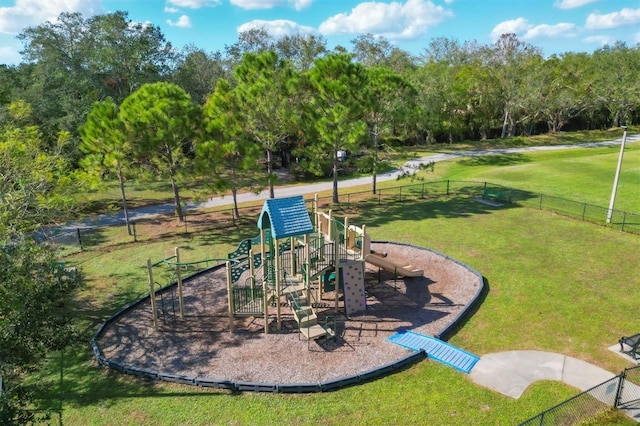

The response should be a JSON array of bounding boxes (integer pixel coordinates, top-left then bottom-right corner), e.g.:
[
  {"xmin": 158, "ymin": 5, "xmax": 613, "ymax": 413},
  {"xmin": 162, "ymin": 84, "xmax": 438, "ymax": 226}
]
[
  {"xmin": 344, "ymin": 216, "xmax": 350, "ymax": 249},
  {"xmin": 226, "ymin": 261, "xmax": 235, "ymax": 333},
  {"xmin": 175, "ymin": 247, "xmax": 185, "ymax": 319},
  {"xmin": 275, "ymin": 239, "xmax": 282, "ymax": 331},
  {"xmin": 249, "ymin": 249, "xmax": 255, "ymax": 292},
  {"xmin": 290, "ymin": 236, "xmax": 296, "ymax": 276},
  {"xmin": 607, "ymin": 126, "xmax": 628, "ymax": 224},
  {"xmin": 147, "ymin": 259, "xmax": 158, "ymax": 331},
  {"xmin": 263, "ymin": 277, "xmax": 269, "ymax": 334},
  {"xmin": 362, "ymin": 225, "xmax": 370, "ymax": 258},
  {"xmin": 260, "ymin": 228, "xmax": 267, "ymax": 283}
]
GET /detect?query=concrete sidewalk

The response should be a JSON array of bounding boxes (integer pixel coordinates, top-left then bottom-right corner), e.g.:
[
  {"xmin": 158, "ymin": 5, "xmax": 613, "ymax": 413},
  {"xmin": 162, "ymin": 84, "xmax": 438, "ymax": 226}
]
[{"xmin": 469, "ymin": 350, "xmax": 640, "ymax": 422}]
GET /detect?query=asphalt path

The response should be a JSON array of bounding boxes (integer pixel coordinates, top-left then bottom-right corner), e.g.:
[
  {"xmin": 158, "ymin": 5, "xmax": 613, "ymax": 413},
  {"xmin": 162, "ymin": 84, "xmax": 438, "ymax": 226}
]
[{"xmin": 60, "ymin": 133, "xmax": 640, "ymax": 231}]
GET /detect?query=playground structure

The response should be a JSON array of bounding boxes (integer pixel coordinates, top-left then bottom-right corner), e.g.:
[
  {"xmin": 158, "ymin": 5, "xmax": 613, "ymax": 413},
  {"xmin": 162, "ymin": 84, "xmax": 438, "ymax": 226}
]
[
  {"xmin": 222, "ymin": 194, "xmax": 424, "ymax": 341},
  {"xmin": 96, "ymin": 199, "xmax": 485, "ymax": 392}
]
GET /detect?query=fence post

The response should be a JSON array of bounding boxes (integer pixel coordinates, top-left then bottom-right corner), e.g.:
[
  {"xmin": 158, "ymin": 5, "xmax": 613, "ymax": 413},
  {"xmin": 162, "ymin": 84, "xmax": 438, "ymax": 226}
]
[
  {"xmin": 399, "ymin": 187, "xmax": 402, "ymax": 202},
  {"xmin": 421, "ymin": 182, "xmax": 425, "ymax": 199},
  {"xmin": 132, "ymin": 221, "xmax": 137, "ymax": 242},
  {"xmin": 184, "ymin": 214, "xmax": 188, "ymax": 234},
  {"xmin": 539, "ymin": 194, "xmax": 543, "ymax": 210},
  {"xmin": 446, "ymin": 180, "xmax": 450, "ymax": 195},
  {"xmin": 582, "ymin": 203, "xmax": 587, "ymax": 221},
  {"xmin": 614, "ymin": 371, "xmax": 625, "ymax": 408},
  {"xmin": 347, "ymin": 193, "xmax": 350, "ymax": 210},
  {"xmin": 621, "ymin": 212, "xmax": 626, "ymax": 232},
  {"xmin": 76, "ymin": 228, "xmax": 83, "ymax": 251},
  {"xmin": 378, "ymin": 191, "xmax": 381, "ymax": 206}
]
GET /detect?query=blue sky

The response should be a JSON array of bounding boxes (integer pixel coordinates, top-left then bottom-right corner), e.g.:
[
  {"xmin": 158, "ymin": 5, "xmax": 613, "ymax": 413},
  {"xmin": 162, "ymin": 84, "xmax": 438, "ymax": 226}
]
[{"xmin": 0, "ymin": 0, "xmax": 639, "ymax": 65}]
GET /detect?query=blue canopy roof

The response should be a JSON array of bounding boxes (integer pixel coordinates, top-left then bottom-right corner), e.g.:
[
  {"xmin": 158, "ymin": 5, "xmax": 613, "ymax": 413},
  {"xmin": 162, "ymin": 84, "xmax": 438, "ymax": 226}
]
[{"xmin": 257, "ymin": 195, "xmax": 313, "ymax": 240}]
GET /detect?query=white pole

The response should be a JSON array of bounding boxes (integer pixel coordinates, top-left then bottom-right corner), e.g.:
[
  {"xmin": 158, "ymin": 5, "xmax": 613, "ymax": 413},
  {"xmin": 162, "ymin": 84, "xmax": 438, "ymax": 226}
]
[{"xmin": 606, "ymin": 126, "xmax": 628, "ymax": 224}]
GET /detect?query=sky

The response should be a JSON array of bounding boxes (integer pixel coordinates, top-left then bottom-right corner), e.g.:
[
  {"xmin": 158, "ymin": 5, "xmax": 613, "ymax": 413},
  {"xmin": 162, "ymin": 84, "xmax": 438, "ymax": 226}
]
[{"xmin": 0, "ymin": 0, "xmax": 639, "ymax": 65}]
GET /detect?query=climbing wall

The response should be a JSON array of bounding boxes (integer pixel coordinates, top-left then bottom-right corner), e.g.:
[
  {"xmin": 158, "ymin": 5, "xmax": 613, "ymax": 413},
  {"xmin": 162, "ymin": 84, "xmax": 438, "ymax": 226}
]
[{"xmin": 342, "ymin": 260, "xmax": 366, "ymax": 316}]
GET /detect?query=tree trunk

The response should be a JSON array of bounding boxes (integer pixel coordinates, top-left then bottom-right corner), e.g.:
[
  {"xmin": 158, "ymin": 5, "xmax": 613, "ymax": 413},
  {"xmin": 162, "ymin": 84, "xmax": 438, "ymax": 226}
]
[
  {"xmin": 231, "ymin": 168, "xmax": 240, "ymax": 220},
  {"xmin": 116, "ymin": 161, "xmax": 132, "ymax": 235},
  {"xmin": 372, "ymin": 132, "xmax": 378, "ymax": 195},
  {"xmin": 501, "ymin": 108, "xmax": 509, "ymax": 139},
  {"xmin": 232, "ymin": 187, "xmax": 240, "ymax": 220},
  {"xmin": 332, "ymin": 150, "xmax": 339, "ymax": 204},
  {"xmin": 267, "ymin": 148, "xmax": 275, "ymax": 199},
  {"xmin": 170, "ymin": 174, "xmax": 183, "ymax": 221}
]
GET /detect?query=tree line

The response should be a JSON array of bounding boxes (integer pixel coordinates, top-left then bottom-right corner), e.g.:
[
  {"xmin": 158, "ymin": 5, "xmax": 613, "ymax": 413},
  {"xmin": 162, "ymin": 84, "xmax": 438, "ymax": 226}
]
[{"xmin": 4, "ymin": 11, "xmax": 637, "ymax": 222}]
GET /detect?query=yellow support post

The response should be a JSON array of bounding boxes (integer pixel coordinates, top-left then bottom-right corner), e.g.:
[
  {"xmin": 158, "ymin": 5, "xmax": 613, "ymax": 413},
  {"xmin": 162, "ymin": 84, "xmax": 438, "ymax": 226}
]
[
  {"xmin": 263, "ymin": 278, "xmax": 269, "ymax": 334},
  {"xmin": 175, "ymin": 247, "xmax": 185, "ymax": 319},
  {"xmin": 275, "ymin": 238, "xmax": 282, "ymax": 331},
  {"xmin": 147, "ymin": 259, "xmax": 158, "ymax": 331},
  {"xmin": 226, "ymin": 261, "xmax": 235, "ymax": 333}
]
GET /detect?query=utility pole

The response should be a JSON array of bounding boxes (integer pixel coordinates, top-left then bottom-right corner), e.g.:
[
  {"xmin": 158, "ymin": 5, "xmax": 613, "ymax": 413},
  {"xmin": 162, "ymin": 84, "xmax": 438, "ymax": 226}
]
[{"xmin": 606, "ymin": 126, "xmax": 628, "ymax": 224}]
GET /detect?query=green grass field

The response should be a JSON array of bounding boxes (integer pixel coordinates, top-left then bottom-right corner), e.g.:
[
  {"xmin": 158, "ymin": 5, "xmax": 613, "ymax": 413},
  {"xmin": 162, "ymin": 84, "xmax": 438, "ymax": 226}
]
[{"xmin": 38, "ymin": 134, "xmax": 640, "ymax": 425}]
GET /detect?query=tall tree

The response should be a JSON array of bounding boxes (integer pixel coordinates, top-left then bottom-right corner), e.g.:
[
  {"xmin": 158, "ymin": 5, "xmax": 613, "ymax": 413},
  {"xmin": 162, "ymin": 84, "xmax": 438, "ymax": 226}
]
[
  {"xmin": 224, "ymin": 28, "xmax": 275, "ymax": 71},
  {"xmin": 199, "ymin": 79, "xmax": 263, "ymax": 219},
  {"xmin": 172, "ymin": 45, "xmax": 228, "ymax": 105},
  {"xmin": 119, "ymin": 83, "xmax": 199, "ymax": 221},
  {"xmin": 79, "ymin": 98, "xmax": 134, "ymax": 234},
  {"xmin": 234, "ymin": 51, "xmax": 296, "ymax": 198},
  {"xmin": 303, "ymin": 53, "xmax": 368, "ymax": 203},
  {"xmin": 275, "ymin": 33, "xmax": 328, "ymax": 71},
  {"xmin": 364, "ymin": 67, "xmax": 416, "ymax": 193},
  {"xmin": 0, "ymin": 102, "xmax": 83, "ymax": 424},
  {"xmin": 592, "ymin": 42, "xmax": 640, "ymax": 127},
  {"xmin": 17, "ymin": 11, "xmax": 174, "ymax": 158},
  {"xmin": 482, "ymin": 34, "xmax": 542, "ymax": 138}
]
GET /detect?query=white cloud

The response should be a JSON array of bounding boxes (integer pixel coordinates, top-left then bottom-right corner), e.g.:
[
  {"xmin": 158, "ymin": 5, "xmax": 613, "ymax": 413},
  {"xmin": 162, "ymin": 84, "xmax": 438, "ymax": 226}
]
[
  {"xmin": 0, "ymin": 0, "xmax": 103, "ymax": 34},
  {"xmin": 167, "ymin": 0, "xmax": 221, "ymax": 9},
  {"xmin": 167, "ymin": 15, "xmax": 192, "ymax": 28},
  {"xmin": 553, "ymin": 0, "xmax": 599, "ymax": 10},
  {"xmin": 490, "ymin": 17, "xmax": 530, "ymax": 40},
  {"xmin": 585, "ymin": 8, "xmax": 640, "ymax": 30},
  {"xmin": 318, "ymin": 0, "xmax": 453, "ymax": 40},
  {"xmin": 491, "ymin": 18, "xmax": 575, "ymax": 41},
  {"xmin": 524, "ymin": 23, "xmax": 577, "ymax": 40},
  {"xmin": 583, "ymin": 34, "xmax": 616, "ymax": 46},
  {"xmin": 230, "ymin": 0, "xmax": 313, "ymax": 11},
  {"xmin": 164, "ymin": 6, "xmax": 179, "ymax": 13},
  {"xmin": 237, "ymin": 19, "xmax": 315, "ymax": 37}
]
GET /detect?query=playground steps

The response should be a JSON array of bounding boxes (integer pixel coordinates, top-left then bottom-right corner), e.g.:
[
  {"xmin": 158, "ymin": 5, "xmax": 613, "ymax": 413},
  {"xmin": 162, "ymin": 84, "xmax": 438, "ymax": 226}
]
[
  {"xmin": 388, "ymin": 330, "xmax": 479, "ymax": 374},
  {"xmin": 301, "ymin": 324, "xmax": 335, "ymax": 340},
  {"xmin": 287, "ymin": 290, "xmax": 334, "ymax": 341}
]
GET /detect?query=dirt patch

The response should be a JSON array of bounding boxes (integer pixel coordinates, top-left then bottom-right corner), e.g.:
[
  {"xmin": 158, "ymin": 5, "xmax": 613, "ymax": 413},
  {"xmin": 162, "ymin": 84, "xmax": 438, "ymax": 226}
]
[{"xmin": 96, "ymin": 242, "xmax": 482, "ymax": 384}]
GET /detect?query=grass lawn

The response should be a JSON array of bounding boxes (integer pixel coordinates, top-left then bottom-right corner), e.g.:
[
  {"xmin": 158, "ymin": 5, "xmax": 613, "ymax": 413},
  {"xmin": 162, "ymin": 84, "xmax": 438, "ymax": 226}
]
[
  {"xmin": 33, "ymin": 130, "xmax": 640, "ymax": 425},
  {"xmin": 40, "ymin": 194, "xmax": 639, "ymax": 425}
]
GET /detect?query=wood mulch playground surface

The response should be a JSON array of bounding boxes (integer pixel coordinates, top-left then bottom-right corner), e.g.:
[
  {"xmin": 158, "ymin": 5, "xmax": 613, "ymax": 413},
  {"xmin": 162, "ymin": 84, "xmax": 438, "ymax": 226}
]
[{"xmin": 96, "ymin": 242, "xmax": 481, "ymax": 385}]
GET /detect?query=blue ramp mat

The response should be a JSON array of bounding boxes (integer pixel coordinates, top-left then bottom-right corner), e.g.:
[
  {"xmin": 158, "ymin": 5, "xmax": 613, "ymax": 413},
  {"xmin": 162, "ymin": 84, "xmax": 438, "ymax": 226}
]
[{"xmin": 388, "ymin": 330, "xmax": 479, "ymax": 374}]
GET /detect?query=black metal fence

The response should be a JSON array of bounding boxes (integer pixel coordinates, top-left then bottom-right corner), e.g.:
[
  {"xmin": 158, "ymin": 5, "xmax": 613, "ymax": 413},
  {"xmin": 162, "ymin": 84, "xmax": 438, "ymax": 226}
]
[
  {"xmin": 39, "ymin": 180, "xmax": 640, "ymax": 255},
  {"xmin": 519, "ymin": 365, "xmax": 640, "ymax": 425}
]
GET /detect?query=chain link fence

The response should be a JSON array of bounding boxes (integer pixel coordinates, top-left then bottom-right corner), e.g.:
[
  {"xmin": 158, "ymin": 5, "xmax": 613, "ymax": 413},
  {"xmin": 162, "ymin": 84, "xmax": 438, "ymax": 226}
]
[
  {"xmin": 519, "ymin": 365, "xmax": 640, "ymax": 425},
  {"xmin": 40, "ymin": 180, "xmax": 639, "ymax": 255}
]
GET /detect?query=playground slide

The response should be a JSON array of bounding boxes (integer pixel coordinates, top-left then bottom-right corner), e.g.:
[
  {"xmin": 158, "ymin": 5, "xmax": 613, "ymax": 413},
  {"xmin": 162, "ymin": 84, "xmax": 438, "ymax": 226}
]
[{"xmin": 364, "ymin": 254, "xmax": 423, "ymax": 278}]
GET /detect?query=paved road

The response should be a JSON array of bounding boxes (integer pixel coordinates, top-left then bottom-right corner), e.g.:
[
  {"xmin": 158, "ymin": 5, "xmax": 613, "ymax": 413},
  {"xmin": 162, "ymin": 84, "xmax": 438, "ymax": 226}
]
[{"xmin": 61, "ymin": 134, "xmax": 640, "ymax": 230}]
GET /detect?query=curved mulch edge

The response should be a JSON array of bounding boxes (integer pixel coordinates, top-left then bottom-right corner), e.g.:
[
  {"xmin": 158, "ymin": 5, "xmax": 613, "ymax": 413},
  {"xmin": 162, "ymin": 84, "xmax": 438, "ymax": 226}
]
[{"xmin": 91, "ymin": 241, "xmax": 486, "ymax": 393}]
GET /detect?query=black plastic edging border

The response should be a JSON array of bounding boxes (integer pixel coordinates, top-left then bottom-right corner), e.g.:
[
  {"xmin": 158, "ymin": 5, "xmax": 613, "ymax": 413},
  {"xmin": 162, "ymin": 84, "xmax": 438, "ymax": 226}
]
[{"xmin": 91, "ymin": 242, "xmax": 482, "ymax": 394}]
